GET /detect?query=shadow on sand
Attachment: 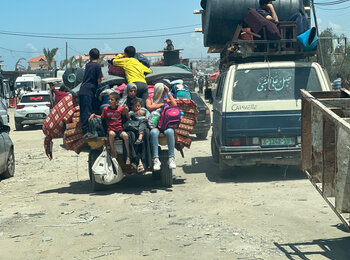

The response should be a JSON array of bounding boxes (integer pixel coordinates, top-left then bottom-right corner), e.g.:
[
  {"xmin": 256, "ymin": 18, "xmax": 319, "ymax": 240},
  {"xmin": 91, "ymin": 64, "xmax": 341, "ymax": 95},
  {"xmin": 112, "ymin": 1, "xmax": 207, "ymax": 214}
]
[
  {"xmin": 182, "ymin": 156, "xmax": 306, "ymax": 183},
  {"xmin": 39, "ymin": 174, "xmax": 185, "ymax": 196},
  {"xmin": 274, "ymin": 236, "xmax": 350, "ymax": 260}
]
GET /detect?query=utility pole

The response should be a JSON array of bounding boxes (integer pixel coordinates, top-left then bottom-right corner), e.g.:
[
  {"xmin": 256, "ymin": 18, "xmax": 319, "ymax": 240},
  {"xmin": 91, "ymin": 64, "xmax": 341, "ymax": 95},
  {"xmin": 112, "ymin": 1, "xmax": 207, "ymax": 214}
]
[
  {"xmin": 66, "ymin": 42, "xmax": 68, "ymax": 69},
  {"xmin": 0, "ymin": 55, "xmax": 3, "ymax": 71},
  {"xmin": 311, "ymin": 0, "xmax": 324, "ymax": 67}
]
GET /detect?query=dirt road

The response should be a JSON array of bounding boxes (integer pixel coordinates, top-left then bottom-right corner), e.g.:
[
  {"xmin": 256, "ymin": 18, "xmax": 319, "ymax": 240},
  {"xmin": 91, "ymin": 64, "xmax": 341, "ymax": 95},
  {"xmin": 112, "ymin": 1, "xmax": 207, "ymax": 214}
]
[{"xmin": 1, "ymin": 107, "xmax": 350, "ymax": 259}]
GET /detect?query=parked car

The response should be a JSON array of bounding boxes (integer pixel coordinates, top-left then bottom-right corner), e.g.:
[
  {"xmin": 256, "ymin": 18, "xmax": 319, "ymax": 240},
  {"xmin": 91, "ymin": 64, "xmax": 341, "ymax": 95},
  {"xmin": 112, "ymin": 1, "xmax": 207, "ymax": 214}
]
[
  {"xmin": 14, "ymin": 90, "xmax": 52, "ymax": 131},
  {"xmin": 191, "ymin": 92, "xmax": 211, "ymax": 140},
  {"xmin": 0, "ymin": 124, "xmax": 14, "ymax": 179}
]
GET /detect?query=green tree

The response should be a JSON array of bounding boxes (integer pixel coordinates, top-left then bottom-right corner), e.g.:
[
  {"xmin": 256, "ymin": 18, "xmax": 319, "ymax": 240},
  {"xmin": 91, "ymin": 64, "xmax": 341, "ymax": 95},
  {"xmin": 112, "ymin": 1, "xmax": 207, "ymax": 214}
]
[
  {"xmin": 318, "ymin": 28, "xmax": 349, "ymax": 81},
  {"xmin": 43, "ymin": 47, "xmax": 58, "ymax": 70}
]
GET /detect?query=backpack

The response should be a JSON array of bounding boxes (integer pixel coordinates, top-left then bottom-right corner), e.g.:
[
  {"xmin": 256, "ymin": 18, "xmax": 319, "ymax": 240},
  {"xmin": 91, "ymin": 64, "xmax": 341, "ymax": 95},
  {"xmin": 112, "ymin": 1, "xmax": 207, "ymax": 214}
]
[
  {"xmin": 134, "ymin": 53, "xmax": 150, "ymax": 68},
  {"xmin": 158, "ymin": 104, "xmax": 182, "ymax": 132}
]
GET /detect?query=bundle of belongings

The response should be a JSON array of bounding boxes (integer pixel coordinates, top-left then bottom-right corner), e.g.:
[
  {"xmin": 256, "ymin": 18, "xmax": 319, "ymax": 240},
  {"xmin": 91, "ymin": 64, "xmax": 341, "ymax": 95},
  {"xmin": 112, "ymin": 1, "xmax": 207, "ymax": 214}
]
[
  {"xmin": 43, "ymin": 95, "xmax": 83, "ymax": 160},
  {"xmin": 242, "ymin": 8, "xmax": 308, "ymax": 39},
  {"xmin": 174, "ymin": 99, "xmax": 198, "ymax": 153}
]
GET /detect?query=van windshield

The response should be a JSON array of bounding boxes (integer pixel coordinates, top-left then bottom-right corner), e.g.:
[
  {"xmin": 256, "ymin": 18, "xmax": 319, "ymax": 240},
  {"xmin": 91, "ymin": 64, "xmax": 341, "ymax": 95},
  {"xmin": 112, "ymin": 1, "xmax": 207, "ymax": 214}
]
[
  {"xmin": 232, "ymin": 67, "xmax": 322, "ymax": 101},
  {"xmin": 16, "ymin": 82, "xmax": 33, "ymax": 89}
]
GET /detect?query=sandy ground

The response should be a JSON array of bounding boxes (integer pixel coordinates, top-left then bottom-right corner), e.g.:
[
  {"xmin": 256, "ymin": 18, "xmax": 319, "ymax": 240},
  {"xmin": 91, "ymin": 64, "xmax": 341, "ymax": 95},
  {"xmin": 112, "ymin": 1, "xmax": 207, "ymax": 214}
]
[{"xmin": 1, "ymin": 106, "xmax": 350, "ymax": 260}]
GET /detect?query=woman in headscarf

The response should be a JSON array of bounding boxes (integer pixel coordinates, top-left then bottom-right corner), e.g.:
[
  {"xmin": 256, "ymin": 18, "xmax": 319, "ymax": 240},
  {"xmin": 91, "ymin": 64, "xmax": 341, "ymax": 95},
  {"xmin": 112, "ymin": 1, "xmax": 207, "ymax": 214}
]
[
  {"xmin": 120, "ymin": 82, "xmax": 152, "ymax": 172},
  {"xmin": 146, "ymin": 82, "xmax": 177, "ymax": 171},
  {"xmin": 119, "ymin": 83, "xmax": 138, "ymax": 109}
]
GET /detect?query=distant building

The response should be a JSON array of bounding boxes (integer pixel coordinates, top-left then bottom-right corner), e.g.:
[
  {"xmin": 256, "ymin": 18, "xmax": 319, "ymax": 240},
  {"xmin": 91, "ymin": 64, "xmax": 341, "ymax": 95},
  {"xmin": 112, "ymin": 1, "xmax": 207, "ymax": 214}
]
[{"xmin": 27, "ymin": 55, "xmax": 57, "ymax": 70}]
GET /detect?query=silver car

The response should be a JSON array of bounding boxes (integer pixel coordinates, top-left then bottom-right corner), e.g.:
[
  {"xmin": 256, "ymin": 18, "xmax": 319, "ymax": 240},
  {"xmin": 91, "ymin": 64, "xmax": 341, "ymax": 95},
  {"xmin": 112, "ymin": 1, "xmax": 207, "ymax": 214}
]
[
  {"xmin": 0, "ymin": 125, "xmax": 14, "ymax": 179},
  {"xmin": 14, "ymin": 90, "xmax": 52, "ymax": 131}
]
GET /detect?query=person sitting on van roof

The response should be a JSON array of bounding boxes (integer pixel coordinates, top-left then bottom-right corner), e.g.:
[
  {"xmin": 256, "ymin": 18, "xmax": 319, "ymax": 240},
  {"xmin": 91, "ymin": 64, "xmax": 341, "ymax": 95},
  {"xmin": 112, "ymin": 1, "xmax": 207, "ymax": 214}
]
[{"xmin": 257, "ymin": 0, "xmax": 278, "ymax": 23}]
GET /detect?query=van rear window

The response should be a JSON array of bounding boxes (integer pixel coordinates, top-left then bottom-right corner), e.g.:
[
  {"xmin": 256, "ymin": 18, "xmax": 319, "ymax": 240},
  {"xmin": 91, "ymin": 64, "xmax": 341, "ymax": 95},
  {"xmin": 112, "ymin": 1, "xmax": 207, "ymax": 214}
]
[
  {"xmin": 21, "ymin": 95, "xmax": 51, "ymax": 103},
  {"xmin": 232, "ymin": 67, "xmax": 321, "ymax": 101}
]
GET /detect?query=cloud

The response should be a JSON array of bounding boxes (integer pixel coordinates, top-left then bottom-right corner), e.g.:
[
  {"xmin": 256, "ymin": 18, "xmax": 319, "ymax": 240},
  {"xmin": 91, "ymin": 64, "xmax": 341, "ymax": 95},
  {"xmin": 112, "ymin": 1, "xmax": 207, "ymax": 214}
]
[
  {"xmin": 26, "ymin": 43, "xmax": 38, "ymax": 52},
  {"xmin": 102, "ymin": 43, "xmax": 113, "ymax": 53},
  {"xmin": 177, "ymin": 33, "xmax": 210, "ymax": 59},
  {"xmin": 328, "ymin": 21, "xmax": 341, "ymax": 31},
  {"xmin": 317, "ymin": 18, "xmax": 322, "ymax": 25}
]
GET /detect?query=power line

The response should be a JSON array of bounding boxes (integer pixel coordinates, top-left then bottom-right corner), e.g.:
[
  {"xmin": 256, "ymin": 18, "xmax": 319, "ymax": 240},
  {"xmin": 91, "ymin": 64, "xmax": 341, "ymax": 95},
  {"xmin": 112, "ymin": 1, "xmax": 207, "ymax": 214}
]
[
  {"xmin": 0, "ymin": 24, "xmax": 201, "ymax": 36},
  {"xmin": 0, "ymin": 31, "xmax": 194, "ymax": 40}
]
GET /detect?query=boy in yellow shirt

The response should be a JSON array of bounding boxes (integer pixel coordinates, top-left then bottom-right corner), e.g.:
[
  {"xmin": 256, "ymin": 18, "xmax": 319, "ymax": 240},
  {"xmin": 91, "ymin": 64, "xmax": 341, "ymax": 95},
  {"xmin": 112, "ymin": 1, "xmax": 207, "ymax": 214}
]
[{"xmin": 111, "ymin": 46, "xmax": 152, "ymax": 107}]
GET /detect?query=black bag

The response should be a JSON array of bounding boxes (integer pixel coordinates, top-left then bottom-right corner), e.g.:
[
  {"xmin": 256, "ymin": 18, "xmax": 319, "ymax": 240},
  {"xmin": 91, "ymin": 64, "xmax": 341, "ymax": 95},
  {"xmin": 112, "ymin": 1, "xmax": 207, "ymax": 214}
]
[
  {"xmin": 123, "ymin": 120, "xmax": 141, "ymax": 133},
  {"xmin": 89, "ymin": 117, "xmax": 107, "ymax": 137}
]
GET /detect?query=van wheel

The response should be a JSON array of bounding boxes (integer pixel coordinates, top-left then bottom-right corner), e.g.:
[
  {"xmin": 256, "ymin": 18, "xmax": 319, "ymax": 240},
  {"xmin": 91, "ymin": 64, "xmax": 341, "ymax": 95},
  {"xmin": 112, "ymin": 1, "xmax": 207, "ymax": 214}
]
[
  {"xmin": 159, "ymin": 150, "xmax": 173, "ymax": 187},
  {"xmin": 88, "ymin": 149, "xmax": 106, "ymax": 192},
  {"xmin": 15, "ymin": 122, "xmax": 23, "ymax": 131},
  {"xmin": 2, "ymin": 148, "xmax": 14, "ymax": 178},
  {"xmin": 196, "ymin": 132, "xmax": 208, "ymax": 140},
  {"xmin": 211, "ymin": 135, "xmax": 219, "ymax": 163}
]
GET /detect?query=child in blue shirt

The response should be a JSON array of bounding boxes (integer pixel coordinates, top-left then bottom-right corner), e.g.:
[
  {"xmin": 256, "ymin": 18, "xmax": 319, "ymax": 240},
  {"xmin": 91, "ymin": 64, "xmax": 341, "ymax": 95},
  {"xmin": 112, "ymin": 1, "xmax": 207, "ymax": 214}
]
[{"xmin": 79, "ymin": 48, "xmax": 104, "ymax": 139}]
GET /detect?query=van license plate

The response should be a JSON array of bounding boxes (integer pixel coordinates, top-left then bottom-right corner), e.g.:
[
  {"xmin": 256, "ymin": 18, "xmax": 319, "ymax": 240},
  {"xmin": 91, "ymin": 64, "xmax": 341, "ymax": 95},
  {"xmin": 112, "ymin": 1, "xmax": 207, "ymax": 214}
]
[{"xmin": 261, "ymin": 137, "xmax": 295, "ymax": 146}]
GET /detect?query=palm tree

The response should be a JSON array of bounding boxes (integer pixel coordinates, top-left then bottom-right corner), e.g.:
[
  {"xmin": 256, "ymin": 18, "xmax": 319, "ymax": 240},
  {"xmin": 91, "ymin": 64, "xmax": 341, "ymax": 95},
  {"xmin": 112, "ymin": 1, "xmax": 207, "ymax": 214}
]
[
  {"xmin": 74, "ymin": 56, "xmax": 87, "ymax": 68},
  {"xmin": 60, "ymin": 59, "xmax": 68, "ymax": 69},
  {"xmin": 67, "ymin": 56, "xmax": 76, "ymax": 68},
  {"xmin": 15, "ymin": 57, "xmax": 26, "ymax": 71},
  {"xmin": 43, "ymin": 47, "xmax": 58, "ymax": 70}
]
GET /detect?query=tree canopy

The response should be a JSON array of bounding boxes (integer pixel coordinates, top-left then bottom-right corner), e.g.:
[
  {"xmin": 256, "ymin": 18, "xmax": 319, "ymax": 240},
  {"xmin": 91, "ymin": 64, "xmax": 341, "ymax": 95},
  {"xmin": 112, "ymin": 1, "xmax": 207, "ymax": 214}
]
[{"xmin": 43, "ymin": 48, "xmax": 58, "ymax": 70}]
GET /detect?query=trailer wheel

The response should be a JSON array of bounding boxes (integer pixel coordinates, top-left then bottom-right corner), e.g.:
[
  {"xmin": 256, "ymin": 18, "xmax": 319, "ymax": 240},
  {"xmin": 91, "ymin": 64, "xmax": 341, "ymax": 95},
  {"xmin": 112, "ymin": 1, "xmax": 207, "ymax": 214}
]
[
  {"xmin": 88, "ymin": 149, "xmax": 106, "ymax": 192},
  {"xmin": 152, "ymin": 170, "xmax": 161, "ymax": 180},
  {"xmin": 159, "ymin": 150, "xmax": 173, "ymax": 187}
]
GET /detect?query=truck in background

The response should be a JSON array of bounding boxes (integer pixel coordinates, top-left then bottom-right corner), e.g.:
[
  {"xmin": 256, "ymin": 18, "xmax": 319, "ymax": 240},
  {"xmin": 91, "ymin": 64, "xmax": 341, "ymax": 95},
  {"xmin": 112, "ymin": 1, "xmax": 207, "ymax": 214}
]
[{"xmin": 15, "ymin": 74, "xmax": 42, "ymax": 92}]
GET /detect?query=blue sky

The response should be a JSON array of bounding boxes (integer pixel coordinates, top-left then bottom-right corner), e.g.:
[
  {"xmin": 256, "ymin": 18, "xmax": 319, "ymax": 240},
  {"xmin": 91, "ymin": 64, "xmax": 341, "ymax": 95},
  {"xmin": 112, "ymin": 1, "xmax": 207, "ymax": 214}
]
[{"xmin": 0, "ymin": 0, "xmax": 348, "ymax": 70}]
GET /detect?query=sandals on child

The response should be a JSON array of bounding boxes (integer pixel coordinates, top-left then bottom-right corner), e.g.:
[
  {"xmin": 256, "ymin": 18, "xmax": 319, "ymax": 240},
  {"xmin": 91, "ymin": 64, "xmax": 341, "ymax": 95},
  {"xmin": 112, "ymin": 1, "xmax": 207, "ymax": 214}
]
[{"xmin": 137, "ymin": 163, "xmax": 145, "ymax": 173}]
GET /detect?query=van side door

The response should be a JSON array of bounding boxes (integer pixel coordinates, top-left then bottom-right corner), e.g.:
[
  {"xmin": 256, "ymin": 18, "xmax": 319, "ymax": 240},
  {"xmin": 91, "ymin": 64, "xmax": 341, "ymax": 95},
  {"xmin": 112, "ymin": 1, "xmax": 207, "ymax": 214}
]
[{"xmin": 212, "ymin": 71, "xmax": 227, "ymax": 146}]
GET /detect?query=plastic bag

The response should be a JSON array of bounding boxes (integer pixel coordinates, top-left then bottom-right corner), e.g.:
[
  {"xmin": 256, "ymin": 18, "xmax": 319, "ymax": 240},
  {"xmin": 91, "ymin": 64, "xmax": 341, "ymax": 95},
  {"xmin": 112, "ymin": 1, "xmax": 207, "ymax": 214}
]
[
  {"xmin": 148, "ymin": 109, "xmax": 161, "ymax": 129},
  {"xmin": 92, "ymin": 146, "xmax": 124, "ymax": 185}
]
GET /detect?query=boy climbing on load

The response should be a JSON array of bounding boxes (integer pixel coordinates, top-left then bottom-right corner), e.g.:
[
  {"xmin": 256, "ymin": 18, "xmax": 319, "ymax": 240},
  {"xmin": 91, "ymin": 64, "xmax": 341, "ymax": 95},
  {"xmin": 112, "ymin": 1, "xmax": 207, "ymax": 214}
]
[
  {"xmin": 89, "ymin": 92, "xmax": 131, "ymax": 165},
  {"xmin": 79, "ymin": 48, "xmax": 104, "ymax": 140},
  {"xmin": 110, "ymin": 46, "xmax": 152, "ymax": 106}
]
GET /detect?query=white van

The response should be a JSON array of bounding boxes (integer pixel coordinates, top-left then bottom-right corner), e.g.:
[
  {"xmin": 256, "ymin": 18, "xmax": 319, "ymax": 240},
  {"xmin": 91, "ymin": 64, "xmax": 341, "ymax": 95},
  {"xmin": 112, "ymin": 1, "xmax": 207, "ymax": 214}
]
[{"xmin": 15, "ymin": 74, "xmax": 42, "ymax": 91}]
